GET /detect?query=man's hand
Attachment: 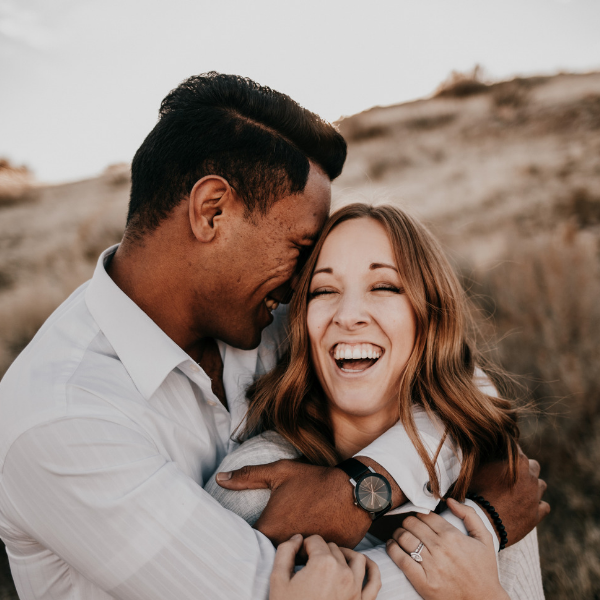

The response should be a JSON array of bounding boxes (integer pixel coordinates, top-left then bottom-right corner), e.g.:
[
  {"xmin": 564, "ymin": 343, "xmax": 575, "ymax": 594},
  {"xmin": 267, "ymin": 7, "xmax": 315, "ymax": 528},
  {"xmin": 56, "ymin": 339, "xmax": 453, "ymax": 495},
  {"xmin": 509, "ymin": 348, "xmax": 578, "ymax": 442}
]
[
  {"xmin": 386, "ymin": 499, "xmax": 510, "ymax": 600},
  {"xmin": 216, "ymin": 458, "xmax": 406, "ymax": 547},
  {"xmin": 470, "ymin": 447, "xmax": 550, "ymax": 546},
  {"xmin": 270, "ymin": 534, "xmax": 381, "ymax": 600}
]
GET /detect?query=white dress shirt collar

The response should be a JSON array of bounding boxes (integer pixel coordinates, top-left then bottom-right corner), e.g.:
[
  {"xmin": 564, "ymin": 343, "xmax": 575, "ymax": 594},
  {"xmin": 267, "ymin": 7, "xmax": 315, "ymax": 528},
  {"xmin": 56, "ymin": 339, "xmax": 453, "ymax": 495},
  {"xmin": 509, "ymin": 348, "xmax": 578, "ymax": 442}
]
[{"xmin": 85, "ymin": 244, "xmax": 196, "ymax": 401}]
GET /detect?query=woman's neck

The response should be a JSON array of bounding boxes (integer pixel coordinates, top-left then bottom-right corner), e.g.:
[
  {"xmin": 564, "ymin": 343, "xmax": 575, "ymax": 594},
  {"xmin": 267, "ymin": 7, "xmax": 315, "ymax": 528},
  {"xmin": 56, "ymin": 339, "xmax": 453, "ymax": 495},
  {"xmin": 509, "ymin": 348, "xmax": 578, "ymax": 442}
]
[{"xmin": 330, "ymin": 406, "xmax": 398, "ymax": 461}]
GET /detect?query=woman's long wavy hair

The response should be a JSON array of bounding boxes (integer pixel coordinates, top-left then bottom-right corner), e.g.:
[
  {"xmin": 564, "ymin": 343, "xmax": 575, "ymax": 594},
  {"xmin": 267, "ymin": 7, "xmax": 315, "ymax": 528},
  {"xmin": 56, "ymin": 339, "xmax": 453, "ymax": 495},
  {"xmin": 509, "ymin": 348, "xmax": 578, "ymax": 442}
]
[{"xmin": 241, "ymin": 203, "xmax": 520, "ymax": 500}]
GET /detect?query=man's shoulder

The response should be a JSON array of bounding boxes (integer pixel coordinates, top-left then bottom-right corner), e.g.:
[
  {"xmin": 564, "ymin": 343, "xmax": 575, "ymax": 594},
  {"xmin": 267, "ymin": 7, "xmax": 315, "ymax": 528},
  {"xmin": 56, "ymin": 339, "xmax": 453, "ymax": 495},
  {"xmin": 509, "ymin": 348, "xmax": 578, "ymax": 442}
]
[{"xmin": 0, "ymin": 282, "xmax": 141, "ymax": 465}]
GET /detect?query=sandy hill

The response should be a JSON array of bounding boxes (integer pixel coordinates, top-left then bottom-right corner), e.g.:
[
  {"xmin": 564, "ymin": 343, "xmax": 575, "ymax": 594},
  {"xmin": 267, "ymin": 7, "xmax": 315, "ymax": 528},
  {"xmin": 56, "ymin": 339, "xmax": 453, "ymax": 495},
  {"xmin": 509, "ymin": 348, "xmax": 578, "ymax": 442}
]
[{"xmin": 333, "ymin": 71, "xmax": 600, "ymax": 265}]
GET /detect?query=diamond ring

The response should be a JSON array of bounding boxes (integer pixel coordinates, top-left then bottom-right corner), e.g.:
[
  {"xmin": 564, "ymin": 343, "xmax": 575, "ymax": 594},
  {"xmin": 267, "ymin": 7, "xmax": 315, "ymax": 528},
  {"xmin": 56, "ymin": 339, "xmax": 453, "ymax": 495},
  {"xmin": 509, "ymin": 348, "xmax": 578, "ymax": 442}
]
[{"xmin": 410, "ymin": 541, "xmax": 424, "ymax": 562}]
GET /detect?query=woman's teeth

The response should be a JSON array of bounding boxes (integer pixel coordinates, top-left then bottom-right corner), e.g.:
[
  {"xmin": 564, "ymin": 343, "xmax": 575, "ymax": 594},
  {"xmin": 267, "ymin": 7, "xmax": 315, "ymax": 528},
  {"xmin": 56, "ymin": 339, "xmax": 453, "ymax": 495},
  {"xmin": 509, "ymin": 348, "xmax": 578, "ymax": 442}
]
[
  {"xmin": 264, "ymin": 297, "xmax": 279, "ymax": 312},
  {"xmin": 333, "ymin": 343, "xmax": 382, "ymax": 360},
  {"xmin": 332, "ymin": 343, "xmax": 382, "ymax": 373}
]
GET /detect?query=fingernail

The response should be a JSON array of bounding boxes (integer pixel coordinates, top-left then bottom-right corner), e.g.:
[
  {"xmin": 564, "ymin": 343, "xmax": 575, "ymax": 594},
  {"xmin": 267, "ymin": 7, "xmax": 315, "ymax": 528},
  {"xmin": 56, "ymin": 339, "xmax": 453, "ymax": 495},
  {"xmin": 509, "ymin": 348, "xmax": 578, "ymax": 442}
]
[
  {"xmin": 290, "ymin": 534, "xmax": 303, "ymax": 542},
  {"xmin": 216, "ymin": 471, "xmax": 232, "ymax": 482},
  {"xmin": 386, "ymin": 539, "xmax": 394, "ymax": 546}
]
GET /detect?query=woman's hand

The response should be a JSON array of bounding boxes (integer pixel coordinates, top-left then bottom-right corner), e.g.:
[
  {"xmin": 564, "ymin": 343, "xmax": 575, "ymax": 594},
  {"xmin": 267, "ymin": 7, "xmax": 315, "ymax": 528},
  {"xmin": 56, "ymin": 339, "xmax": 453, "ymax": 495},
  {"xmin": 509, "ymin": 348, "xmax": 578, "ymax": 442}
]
[
  {"xmin": 270, "ymin": 534, "xmax": 381, "ymax": 600},
  {"xmin": 386, "ymin": 498, "xmax": 509, "ymax": 600}
]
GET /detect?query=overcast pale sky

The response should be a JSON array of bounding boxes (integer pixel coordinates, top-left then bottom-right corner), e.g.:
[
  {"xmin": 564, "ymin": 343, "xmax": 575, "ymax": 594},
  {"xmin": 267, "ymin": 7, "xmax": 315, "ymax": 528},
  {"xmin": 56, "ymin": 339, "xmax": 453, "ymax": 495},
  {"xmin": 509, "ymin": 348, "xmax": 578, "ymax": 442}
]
[{"xmin": 1, "ymin": 0, "xmax": 599, "ymax": 182}]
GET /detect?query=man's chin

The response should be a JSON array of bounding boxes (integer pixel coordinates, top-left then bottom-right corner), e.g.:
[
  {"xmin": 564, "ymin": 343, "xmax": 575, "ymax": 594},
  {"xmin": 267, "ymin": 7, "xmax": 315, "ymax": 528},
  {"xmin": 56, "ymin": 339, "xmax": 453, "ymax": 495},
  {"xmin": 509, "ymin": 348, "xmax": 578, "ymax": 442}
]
[
  {"xmin": 215, "ymin": 309, "xmax": 273, "ymax": 351},
  {"xmin": 221, "ymin": 327, "xmax": 264, "ymax": 351},
  {"xmin": 235, "ymin": 337, "xmax": 262, "ymax": 351}
]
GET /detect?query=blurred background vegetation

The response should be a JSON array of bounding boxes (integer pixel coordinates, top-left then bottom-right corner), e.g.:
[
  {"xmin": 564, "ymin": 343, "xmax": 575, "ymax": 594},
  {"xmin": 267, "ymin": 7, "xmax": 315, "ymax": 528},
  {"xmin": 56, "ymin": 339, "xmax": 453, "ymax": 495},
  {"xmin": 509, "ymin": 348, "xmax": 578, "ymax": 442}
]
[{"xmin": 1, "ymin": 69, "xmax": 599, "ymax": 598}]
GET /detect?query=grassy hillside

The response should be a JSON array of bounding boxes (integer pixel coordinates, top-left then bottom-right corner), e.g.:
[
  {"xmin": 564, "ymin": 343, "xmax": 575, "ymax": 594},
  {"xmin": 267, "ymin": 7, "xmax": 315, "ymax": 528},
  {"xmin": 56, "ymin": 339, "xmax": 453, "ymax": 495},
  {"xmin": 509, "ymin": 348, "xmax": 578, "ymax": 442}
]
[{"xmin": 1, "ymin": 71, "xmax": 599, "ymax": 598}]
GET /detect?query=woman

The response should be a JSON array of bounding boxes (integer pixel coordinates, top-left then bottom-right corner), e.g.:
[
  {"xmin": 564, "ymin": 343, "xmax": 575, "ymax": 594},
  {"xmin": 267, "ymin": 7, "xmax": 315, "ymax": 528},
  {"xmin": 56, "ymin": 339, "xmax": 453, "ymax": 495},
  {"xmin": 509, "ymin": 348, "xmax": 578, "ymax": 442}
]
[{"xmin": 206, "ymin": 204, "xmax": 544, "ymax": 599}]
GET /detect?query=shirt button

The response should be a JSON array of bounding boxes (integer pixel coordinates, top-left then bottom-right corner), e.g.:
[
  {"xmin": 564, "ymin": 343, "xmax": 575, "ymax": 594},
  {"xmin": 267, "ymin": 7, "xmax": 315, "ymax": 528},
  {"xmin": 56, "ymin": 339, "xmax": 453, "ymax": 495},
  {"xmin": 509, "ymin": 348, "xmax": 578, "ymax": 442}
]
[
  {"xmin": 423, "ymin": 482, "xmax": 433, "ymax": 497},
  {"xmin": 190, "ymin": 364, "xmax": 200, "ymax": 373},
  {"xmin": 207, "ymin": 400, "xmax": 217, "ymax": 407}
]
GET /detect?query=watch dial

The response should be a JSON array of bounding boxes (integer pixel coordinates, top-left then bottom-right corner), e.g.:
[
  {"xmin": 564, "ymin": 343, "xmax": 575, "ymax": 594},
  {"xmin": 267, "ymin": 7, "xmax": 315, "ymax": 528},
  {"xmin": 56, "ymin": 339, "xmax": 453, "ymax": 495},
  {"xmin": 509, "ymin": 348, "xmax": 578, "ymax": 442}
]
[{"xmin": 356, "ymin": 474, "xmax": 391, "ymax": 511}]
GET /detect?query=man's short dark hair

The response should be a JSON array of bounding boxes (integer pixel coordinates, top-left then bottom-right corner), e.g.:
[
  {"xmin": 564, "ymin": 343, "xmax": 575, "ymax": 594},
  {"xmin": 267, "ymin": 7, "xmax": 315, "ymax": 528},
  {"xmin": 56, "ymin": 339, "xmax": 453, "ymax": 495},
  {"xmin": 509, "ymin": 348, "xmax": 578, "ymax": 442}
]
[{"xmin": 127, "ymin": 72, "xmax": 347, "ymax": 234}]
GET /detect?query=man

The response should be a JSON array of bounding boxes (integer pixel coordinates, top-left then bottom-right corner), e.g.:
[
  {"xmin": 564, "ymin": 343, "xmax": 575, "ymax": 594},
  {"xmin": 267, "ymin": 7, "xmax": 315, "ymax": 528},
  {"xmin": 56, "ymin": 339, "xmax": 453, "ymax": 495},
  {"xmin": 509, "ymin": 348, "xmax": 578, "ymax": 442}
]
[{"xmin": 0, "ymin": 73, "xmax": 547, "ymax": 599}]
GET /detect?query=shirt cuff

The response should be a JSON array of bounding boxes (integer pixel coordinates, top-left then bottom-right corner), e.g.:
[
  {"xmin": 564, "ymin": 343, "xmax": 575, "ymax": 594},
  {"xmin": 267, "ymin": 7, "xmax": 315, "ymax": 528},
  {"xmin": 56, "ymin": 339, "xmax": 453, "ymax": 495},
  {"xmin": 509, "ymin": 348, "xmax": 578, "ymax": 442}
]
[{"xmin": 355, "ymin": 407, "xmax": 461, "ymax": 512}]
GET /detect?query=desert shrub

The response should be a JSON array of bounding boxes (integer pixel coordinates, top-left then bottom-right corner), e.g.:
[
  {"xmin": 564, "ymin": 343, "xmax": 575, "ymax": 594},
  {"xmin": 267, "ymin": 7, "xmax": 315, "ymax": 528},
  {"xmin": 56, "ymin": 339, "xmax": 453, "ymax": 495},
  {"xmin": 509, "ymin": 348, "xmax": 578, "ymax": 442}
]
[
  {"xmin": 434, "ymin": 65, "xmax": 490, "ymax": 98},
  {"xmin": 558, "ymin": 94, "xmax": 600, "ymax": 131},
  {"xmin": 78, "ymin": 216, "xmax": 125, "ymax": 263},
  {"xmin": 368, "ymin": 155, "xmax": 412, "ymax": 180},
  {"xmin": 469, "ymin": 228, "xmax": 600, "ymax": 599},
  {"xmin": 337, "ymin": 120, "xmax": 389, "ymax": 143},
  {"xmin": 405, "ymin": 112, "xmax": 456, "ymax": 130},
  {"xmin": 103, "ymin": 162, "xmax": 131, "ymax": 187},
  {"xmin": 535, "ymin": 94, "xmax": 600, "ymax": 134},
  {"xmin": 554, "ymin": 187, "xmax": 600, "ymax": 229},
  {"xmin": 0, "ymin": 270, "xmax": 14, "ymax": 292},
  {"xmin": 492, "ymin": 81, "xmax": 531, "ymax": 109},
  {"xmin": 0, "ymin": 159, "xmax": 36, "ymax": 207}
]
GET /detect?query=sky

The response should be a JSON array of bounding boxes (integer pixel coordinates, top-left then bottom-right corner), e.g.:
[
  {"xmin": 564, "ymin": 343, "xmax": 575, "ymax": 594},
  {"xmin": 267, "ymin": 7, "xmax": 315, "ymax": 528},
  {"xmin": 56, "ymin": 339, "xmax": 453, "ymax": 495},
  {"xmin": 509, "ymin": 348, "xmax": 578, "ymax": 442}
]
[{"xmin": 1, "ymin": 0, "xmax": 599, "ymax": 183}]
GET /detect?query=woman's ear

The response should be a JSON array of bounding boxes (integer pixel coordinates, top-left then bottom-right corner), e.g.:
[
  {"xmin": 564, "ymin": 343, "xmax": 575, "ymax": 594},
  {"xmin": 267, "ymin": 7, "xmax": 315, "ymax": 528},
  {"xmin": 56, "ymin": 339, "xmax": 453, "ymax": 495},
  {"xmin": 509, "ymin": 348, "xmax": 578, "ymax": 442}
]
[{"xmin": 188, "ymin": 175, "xmax": 238, "ymax": 242}]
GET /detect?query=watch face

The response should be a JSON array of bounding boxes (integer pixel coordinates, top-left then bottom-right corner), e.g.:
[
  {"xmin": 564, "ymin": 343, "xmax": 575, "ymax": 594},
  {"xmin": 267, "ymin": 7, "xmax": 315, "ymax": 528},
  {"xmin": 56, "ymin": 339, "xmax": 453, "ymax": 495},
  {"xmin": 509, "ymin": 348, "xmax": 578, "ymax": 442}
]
[{"xmin": 356, "ymin": 474, "xmax": 392, "ymax": 512}]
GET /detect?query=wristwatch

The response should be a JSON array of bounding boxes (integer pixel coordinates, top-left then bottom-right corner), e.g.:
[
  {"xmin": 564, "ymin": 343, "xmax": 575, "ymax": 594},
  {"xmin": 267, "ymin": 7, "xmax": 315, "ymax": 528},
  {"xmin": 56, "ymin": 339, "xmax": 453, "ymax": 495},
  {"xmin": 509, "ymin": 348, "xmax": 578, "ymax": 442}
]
[{"xmin": 337, "ymin": 458, "xmax": 392, "ymax": 520}]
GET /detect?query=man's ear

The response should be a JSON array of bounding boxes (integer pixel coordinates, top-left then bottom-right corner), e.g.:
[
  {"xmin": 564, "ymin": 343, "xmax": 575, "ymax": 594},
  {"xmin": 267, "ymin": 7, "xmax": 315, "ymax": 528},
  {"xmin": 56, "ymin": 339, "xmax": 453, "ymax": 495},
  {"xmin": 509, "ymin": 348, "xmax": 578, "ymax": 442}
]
[{"xmin": 188, "ymin": 176, "xmax": 238, "ymax": 242}]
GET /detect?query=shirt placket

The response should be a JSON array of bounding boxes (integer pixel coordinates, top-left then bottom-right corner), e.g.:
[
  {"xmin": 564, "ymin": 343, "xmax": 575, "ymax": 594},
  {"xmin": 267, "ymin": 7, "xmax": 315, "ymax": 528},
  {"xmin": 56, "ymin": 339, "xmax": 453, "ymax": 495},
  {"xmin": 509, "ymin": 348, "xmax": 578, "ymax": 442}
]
[{"xmin": 182, "ymin": 361, "xmax": 232, "ymax": 453}]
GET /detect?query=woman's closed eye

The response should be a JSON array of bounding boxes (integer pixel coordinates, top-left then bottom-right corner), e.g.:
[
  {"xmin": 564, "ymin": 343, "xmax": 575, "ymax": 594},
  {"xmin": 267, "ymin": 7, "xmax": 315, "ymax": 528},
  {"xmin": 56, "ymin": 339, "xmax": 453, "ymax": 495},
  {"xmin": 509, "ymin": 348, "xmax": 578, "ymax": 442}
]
[
  {"xmin": 308, "ymin": 287, "xmax": 338, "ymax": 299},
  {"xmin": 308, "ymin": 284, "xmax": 404, "ymax": 299},
  {"xmin": 372, "ymin": 284, "xmax": 404, "ymax": 294}
]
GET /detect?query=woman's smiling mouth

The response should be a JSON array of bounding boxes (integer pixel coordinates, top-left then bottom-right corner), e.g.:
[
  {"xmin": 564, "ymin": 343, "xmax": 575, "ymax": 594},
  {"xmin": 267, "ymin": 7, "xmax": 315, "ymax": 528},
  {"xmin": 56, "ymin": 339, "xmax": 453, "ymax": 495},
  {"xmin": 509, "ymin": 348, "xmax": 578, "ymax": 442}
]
[{"xmin": 331, "ymin": 343, "xmax": 383, "ymax": 373}]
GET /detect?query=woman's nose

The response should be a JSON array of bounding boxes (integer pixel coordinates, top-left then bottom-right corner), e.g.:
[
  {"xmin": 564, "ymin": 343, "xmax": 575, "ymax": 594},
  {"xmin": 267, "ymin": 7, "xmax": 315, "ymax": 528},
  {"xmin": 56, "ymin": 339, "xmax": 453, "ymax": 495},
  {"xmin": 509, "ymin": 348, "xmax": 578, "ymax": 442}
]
[{"xmin": 333, "ymin": 292, "xmax": 370, "ymax": 330}]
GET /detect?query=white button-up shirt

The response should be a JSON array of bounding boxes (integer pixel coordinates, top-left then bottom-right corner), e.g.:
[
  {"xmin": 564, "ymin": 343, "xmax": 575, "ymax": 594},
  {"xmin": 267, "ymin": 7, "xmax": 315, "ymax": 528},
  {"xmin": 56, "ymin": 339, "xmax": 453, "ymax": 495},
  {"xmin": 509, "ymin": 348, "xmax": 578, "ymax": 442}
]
[{"xmin": 0, "ymin": 246, "xmax": 490, "ymax": 599}]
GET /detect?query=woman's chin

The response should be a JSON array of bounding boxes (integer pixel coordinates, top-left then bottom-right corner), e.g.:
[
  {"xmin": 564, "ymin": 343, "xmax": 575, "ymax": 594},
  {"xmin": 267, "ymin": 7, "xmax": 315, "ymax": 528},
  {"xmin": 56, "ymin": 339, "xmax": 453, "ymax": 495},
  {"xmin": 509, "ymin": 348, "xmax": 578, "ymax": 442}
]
[{"xmin": 328, "ymin": 392, "xmax": 393, "ymax": 420}]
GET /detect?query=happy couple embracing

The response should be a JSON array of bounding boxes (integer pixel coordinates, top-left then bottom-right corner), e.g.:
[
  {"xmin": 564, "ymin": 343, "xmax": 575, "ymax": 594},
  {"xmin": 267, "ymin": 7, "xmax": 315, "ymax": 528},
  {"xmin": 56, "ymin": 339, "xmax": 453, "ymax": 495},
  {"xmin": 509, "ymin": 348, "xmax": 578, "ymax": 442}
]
[{"xmin": 0, "ymin": 72, "xmax": 549, "ymax": 600}]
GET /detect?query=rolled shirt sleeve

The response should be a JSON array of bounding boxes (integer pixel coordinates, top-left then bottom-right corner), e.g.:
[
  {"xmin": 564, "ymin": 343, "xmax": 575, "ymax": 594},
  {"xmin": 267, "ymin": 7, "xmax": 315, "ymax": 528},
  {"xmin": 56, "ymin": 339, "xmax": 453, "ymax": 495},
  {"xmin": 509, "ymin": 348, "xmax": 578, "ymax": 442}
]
[
  {"xmin": 1, "ymin": 417, "xmax": 275, "ymax": 600},
  {"xmin": 356, "ymin": 406, "xmax": 462, "ymax": 514}
]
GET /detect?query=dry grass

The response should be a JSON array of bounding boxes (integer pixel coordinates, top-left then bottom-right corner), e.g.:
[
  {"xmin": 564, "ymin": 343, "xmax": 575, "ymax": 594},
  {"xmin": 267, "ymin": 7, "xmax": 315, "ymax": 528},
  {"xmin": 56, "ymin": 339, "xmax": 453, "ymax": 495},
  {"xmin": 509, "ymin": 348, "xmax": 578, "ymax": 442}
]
[
  {"xmin": 434, "ymin": 64, "xmax": 490, "ymax": 98},
  {"xmin": 0, "ymin": 159, "xmax": 37, "ymax": 207},
  {"xmin": 467, "ymin": 227, "xmax": 600, "ymax": 599}
]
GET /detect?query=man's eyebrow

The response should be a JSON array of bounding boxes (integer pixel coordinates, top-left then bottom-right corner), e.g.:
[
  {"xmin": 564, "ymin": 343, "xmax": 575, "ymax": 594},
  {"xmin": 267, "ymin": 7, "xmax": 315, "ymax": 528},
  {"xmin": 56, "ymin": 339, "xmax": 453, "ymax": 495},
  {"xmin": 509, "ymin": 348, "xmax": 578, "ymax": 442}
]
[
  {"xmin": 312, "ymin": 267, "xmax": 333, "ymax": 275},
  {"xmin": 370, "ymin": 262, "xmax": 398, "ymax": 272}
]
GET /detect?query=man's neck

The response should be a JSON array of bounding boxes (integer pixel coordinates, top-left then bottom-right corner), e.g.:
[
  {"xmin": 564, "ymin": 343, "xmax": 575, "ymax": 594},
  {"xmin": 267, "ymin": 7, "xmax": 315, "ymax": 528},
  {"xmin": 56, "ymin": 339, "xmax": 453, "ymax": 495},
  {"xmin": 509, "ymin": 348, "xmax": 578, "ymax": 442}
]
[{"xmin": 107, "ymin": 233, "xmax": 207, "ymax": 361}]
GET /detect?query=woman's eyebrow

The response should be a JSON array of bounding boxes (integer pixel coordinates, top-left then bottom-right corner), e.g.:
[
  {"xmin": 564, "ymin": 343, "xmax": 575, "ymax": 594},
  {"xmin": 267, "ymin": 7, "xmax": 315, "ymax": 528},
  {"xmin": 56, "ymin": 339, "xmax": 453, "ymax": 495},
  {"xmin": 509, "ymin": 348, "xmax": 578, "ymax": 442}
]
[
  {"xmin": 312, "ymin": 267, "xmax": 333, "ymax": 275},
  {"xmin": 370, "ymin": 262, "xmax": 398, "ymax": 272}
]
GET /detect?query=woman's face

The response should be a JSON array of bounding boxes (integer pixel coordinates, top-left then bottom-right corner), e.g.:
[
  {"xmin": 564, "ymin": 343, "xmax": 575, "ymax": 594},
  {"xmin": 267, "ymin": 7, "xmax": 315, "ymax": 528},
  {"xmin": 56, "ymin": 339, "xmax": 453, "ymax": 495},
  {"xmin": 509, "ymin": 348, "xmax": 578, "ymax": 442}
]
[{"xmin": 307, "ymin": 217, "xmax": 417, "ymax": 422}]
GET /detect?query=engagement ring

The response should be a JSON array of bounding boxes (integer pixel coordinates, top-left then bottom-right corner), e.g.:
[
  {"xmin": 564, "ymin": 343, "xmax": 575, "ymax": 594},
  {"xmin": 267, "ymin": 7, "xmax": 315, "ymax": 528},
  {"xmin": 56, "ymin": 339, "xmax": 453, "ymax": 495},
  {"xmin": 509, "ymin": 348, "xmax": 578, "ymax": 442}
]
[{"xmin": 410, "ymin": 541, "xmax": 424, "ymax": 562}]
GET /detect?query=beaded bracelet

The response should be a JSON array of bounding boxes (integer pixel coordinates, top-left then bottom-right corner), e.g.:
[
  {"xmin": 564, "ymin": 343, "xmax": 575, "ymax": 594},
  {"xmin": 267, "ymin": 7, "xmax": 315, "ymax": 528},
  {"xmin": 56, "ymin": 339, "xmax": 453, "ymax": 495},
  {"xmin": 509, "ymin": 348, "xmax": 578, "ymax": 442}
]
[{"xmin": 466, "ymin": 492, "xmax": 508, "ymax": 550}]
